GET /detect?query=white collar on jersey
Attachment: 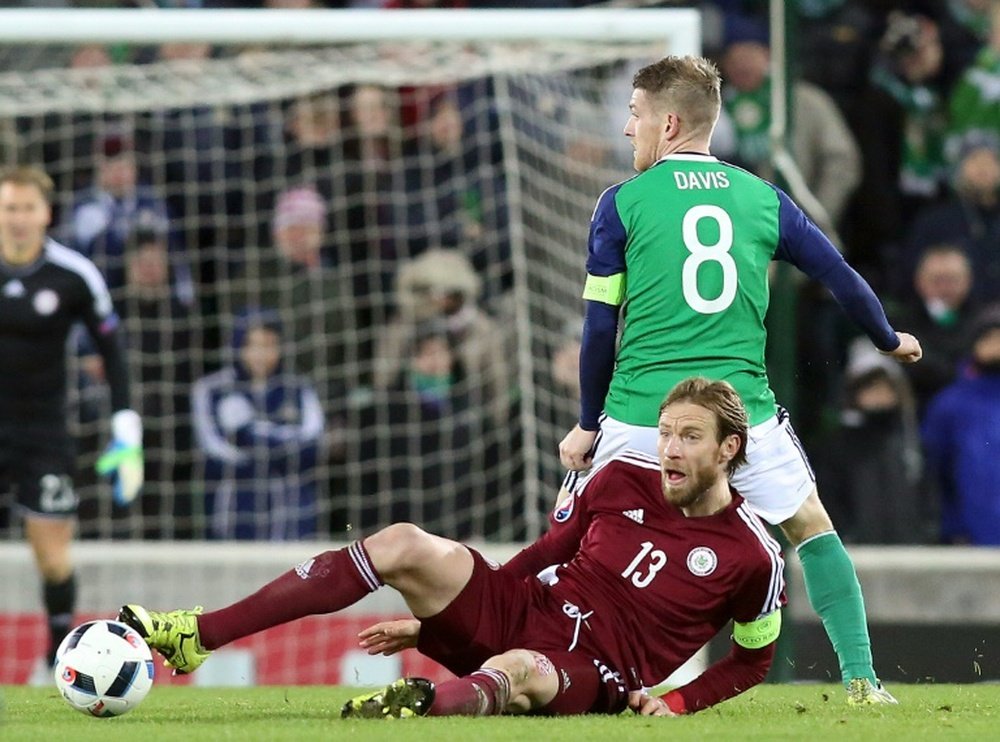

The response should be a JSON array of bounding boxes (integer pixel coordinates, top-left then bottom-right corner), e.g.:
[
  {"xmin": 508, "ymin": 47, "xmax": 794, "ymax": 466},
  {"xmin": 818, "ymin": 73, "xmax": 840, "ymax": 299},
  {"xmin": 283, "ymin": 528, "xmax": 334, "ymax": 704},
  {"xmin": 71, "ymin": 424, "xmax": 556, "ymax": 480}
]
[{"xmin": 656, "ymin": 153, "xmax": 719, "ymax": 164}]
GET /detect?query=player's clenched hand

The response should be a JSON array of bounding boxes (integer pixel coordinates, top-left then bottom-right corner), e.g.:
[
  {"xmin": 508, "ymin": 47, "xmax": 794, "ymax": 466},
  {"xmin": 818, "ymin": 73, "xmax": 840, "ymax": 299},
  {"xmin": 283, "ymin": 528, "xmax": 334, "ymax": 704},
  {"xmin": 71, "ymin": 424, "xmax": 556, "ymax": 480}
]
[
  {"xmin": 559, "ymin": 424, "xmax": 598, "ymax": 471},
  {"xmin": 628, "ymin": 691, "xmax": 679, "ymax": 717},
  {"xmin": 881, "ymin": 332, "xmax": 922, "ymax": 363},
  {"xmin": 357, "ymin": 619, "xmax": 420, "ymax": 656}
]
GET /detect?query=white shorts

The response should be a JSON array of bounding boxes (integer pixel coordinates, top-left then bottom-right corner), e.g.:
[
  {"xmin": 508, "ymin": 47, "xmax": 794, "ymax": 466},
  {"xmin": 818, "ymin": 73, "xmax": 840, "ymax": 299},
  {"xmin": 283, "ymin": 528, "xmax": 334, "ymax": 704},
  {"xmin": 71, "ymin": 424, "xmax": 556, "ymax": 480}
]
[{"xmin": 562, "ymin": 410, "xmax": 815, "ymax": 525}]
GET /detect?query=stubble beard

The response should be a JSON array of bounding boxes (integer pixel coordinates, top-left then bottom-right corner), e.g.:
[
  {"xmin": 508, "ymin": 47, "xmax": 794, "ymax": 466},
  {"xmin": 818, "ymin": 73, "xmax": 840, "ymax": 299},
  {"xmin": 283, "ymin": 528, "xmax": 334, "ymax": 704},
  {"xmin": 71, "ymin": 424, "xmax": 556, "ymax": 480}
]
[{"xmin": 663, "ymin": 465, "xmax": 718, "ymax": 509}]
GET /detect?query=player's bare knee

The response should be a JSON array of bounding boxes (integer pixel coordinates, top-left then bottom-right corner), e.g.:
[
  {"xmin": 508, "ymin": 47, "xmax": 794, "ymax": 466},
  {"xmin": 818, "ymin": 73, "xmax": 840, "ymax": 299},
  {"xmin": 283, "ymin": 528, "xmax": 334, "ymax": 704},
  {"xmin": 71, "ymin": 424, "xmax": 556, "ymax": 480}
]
[
  {"xmin": 484, "ymin": 649, "xmax": 557, "ymax": 708},
  {"xmin": 364, "ymin": 522, "xmax": 433, "ymax": 578}
]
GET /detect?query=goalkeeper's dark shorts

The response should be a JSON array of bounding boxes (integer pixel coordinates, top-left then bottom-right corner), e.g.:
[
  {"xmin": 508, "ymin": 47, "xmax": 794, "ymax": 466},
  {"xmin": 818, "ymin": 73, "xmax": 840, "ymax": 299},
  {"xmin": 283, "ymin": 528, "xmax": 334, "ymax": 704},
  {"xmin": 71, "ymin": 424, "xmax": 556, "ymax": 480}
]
[
  {"xmin": 0, "ymin": 422, "xmax": 77, "ymax": 517},
  {"xmin": 416, "ymin": 547, "xmax": 629, "ymax": 716}
]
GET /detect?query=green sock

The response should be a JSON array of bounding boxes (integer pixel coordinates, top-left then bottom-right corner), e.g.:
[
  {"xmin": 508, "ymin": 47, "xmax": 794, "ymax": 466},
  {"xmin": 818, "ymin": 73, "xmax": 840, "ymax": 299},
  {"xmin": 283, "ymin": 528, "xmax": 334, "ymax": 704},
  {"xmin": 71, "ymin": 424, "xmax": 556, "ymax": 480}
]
[{"xmin": 796, "ymin": 531, "xmax": 876, "ymax": 686}]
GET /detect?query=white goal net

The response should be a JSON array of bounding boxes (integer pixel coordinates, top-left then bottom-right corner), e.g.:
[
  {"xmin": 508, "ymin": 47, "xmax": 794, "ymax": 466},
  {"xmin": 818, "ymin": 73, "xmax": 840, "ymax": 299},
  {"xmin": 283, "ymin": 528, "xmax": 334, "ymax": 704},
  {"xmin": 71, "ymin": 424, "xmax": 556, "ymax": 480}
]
[{"xmin": 0, "ymin": 7, "xmax": 699, "ymax": 685}]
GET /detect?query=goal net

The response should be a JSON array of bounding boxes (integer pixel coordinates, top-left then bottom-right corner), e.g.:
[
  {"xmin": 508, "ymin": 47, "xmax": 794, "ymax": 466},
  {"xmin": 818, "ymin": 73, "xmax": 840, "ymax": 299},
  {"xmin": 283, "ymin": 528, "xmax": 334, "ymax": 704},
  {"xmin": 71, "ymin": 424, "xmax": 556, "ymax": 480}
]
[{"xmin": 0, "ymin": 7, "xmax": 699, "ymax": 685}]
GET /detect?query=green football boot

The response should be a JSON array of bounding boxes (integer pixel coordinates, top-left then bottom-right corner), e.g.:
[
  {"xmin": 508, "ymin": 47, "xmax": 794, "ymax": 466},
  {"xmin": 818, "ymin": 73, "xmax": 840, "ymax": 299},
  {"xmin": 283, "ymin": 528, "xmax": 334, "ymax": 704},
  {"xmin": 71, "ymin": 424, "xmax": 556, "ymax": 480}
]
[
  {"xmin": 118, "ymin": 604, "xmax": 211, "ymax": 675},
  {"xmin": 341, "ymin": 677, "xmax": 436, "ymax": 719}
]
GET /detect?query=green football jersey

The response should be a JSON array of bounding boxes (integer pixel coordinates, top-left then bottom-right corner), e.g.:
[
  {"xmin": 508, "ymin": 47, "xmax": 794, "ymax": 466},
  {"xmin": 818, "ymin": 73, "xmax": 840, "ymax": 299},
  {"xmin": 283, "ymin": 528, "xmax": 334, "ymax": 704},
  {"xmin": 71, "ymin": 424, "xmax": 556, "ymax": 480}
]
[{"xmin": 583, "ymin": 154, "xmax": 779, "ymax": 426}]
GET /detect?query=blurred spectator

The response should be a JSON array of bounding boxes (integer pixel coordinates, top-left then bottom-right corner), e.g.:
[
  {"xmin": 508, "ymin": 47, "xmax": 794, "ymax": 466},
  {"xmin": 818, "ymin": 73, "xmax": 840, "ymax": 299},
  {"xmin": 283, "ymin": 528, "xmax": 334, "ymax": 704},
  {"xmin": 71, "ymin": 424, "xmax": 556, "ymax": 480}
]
[
  {"xmin": 0, "ymin": 120, "xmax": 17, "ymax": 167},
  {"xmin": 70, "ymin": 44, "xmax": 112, "ymax": 70},
  {"xmin": 795, "ymin": 0, "xmax": 880, "ymax": 113},
  {"xmin": 343, "ymin": 84, "xmax": 409, "ymax": 336},
  {"xmin": 235, "ymin": 185, "xmax": 354, "ymax": 419},
  {"xmin": 67, "ymin": 130, "xmax": 193, "ymax": 306},
  {"xmin": 900, "ymin": 141, "xmax": 1000, "ymax": 302},
  {"xmin": 816, "ymin": 339, "xmax": 929, "ymax": 544},
  {"xmin": 550, "ymin": 319, "xmax": 582, "ymax": 404},
  {"xmin": 716, "ymin": 21, "xmax": 862, "ymax": 228},
  {"xmin": 192, "ymin": 309, "xmax": 324, "ymax": 541},
  {"xmin": 372, "ymin": 248, "xmax": 512, "ymax": 428},
  {"xmin": 922, "ymin": 304, "xmax": 1000, "ymax": 545},
  {"xmin": 358, "ymin": 320, "xmax": 476, "ymax": 538},
  {"xmin": 947, "ymin": 3, "xmax": 1000, "ymax": 159},
  {"xmin": 118, "ymin": 223, "xmax": 197, "ymax": 539},
  {"xmin": 937, "ymin": 0, "xmax": 994, "ymax": 89},
  {"xmin": 151, "ymin": 41, "xmax": 251, "ymax": 255},
  {"xmin": 403, "ymin": 91, "xmax": 511, "ymax": 296},
  {"xmin": 543, "ymin": 318, "xmax": 583, "ymax": 483},
  {"xmin": 889, "ymin": 244, "xmax": 979, "ymax": 413},
  {"xmin": 849, "ymin": 12, "xmax": 950, "ymax": 268},
  {"xmin": 270, "ymin": 91, "xmax": 347, "ymax": 206}
]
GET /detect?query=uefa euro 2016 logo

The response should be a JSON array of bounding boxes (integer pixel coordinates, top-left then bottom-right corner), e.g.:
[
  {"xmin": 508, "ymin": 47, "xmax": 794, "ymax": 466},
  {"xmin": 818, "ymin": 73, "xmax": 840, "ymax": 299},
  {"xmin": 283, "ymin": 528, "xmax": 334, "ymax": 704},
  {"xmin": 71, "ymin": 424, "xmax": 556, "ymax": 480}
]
[{"xmin": 554, "ymin": 493, "xmax": 575, "ymax": 523}]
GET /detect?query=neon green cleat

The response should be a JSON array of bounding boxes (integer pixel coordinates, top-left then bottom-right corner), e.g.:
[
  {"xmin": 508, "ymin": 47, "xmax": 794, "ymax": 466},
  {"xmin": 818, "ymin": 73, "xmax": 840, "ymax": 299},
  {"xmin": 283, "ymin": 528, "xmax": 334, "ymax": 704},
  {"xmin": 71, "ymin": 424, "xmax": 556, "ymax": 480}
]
[
  {"xmin": 117, "ymin": 604, "xmax": 211, "ymax": 675},
  {"xmin": 847, "ymin": 678, "xmax": 898, "ymax": 706},
  {"xmin": 341, "ymin": 677, "xmax": 436, "ymax": 719}
]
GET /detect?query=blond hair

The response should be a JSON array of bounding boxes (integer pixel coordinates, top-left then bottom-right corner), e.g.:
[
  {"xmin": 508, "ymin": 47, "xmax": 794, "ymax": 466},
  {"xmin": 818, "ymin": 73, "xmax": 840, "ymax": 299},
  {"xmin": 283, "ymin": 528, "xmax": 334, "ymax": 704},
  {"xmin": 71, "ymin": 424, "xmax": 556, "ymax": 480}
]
[
  {"xmin": 0, "ymin": 165, "xmax": 55, "ymax": 203},
  {"xmin": 659, "ymin": 376, "xmax": 749, "ymax": 475},
  {"xmin": 632, "ymin": 55, "xmax": 722, "ymax": 139}
]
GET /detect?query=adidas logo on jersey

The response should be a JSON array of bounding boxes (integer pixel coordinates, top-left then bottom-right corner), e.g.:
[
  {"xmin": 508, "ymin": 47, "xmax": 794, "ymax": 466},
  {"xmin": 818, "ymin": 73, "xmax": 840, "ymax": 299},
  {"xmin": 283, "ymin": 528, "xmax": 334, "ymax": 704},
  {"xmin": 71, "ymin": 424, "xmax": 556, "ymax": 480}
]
[{"xmin": 623, "ymin": 508, "xmax": 644, "ymax": 524}]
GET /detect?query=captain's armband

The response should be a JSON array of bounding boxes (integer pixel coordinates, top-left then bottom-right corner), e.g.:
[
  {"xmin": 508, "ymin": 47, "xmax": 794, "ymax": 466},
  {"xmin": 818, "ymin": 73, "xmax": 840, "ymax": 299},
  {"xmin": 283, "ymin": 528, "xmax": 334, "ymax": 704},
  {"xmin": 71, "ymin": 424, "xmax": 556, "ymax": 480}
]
[
  {"xmin": 733, "ymin": 610, "xmax": 781, "ymax": 650},
  {"xmin": 582, "ymin": 272, "xmax": 626, "ymax": 306}
]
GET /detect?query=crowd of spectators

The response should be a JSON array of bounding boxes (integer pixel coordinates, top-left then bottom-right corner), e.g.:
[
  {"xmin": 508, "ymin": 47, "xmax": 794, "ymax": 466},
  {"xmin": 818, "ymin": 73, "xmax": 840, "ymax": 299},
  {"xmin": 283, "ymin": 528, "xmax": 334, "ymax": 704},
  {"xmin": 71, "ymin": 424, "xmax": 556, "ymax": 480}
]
[{"xmin": 2, "ymin": 0, "xmax": 1000, "ymax": 546}]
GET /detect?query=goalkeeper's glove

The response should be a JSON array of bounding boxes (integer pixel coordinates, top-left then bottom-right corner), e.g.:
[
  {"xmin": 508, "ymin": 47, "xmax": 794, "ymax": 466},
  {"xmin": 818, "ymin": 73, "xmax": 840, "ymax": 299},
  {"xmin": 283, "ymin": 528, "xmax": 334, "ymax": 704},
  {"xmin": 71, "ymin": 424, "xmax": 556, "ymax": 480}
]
[{"xmin": 96, "ymin": 409, "xmax": 144, "ymax": 505}]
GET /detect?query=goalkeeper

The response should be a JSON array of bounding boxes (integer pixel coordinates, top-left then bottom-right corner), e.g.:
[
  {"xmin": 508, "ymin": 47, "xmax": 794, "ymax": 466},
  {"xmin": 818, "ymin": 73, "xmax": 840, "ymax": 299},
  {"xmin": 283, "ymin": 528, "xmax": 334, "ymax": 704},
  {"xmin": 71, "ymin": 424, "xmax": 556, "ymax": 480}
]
[
  {"xmin": 0, "ymin": 165, "xmax": 142, "ymax": 669},
  {"xmin": 122, "ymin": 378, "xmax": 784, "ymax": 718}
]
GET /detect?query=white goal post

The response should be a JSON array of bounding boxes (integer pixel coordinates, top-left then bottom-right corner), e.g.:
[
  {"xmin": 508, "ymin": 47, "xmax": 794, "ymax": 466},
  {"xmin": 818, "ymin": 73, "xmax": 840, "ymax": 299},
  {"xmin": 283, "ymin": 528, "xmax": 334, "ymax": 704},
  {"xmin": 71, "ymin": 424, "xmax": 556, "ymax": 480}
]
[
  {"xmin": 0, "ymin": 7, "xmax": 702, "ymax": 686},
  {"xmin": 0, "ymin": 8, "xmax": 701, "ymax": 47}
]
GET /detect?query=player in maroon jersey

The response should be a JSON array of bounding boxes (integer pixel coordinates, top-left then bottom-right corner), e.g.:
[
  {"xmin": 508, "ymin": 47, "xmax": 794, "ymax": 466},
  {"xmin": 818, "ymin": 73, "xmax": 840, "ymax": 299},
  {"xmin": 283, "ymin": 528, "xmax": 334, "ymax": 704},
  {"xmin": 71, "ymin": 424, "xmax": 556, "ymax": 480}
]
[{"xmin": 120, "ymin": 377, "xmax": 784, "ymax": 718}]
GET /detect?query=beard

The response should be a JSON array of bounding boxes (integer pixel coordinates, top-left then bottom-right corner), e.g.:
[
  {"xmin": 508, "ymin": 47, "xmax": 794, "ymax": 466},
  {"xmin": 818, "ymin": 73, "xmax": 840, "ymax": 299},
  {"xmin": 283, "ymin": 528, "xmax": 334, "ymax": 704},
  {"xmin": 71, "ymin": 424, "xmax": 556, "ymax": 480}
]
[{"xmin": 662, "ymin": 464, "xmax": 721, "ymax": 509}]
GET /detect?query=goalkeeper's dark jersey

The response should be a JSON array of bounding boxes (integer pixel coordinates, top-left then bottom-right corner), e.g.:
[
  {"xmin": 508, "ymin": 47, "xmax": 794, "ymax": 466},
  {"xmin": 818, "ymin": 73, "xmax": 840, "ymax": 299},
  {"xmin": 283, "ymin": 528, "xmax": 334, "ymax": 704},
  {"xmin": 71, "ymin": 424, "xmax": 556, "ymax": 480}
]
[{"xmin": 0, "ymin": 238, "xmax": 129, "ymax": 423}]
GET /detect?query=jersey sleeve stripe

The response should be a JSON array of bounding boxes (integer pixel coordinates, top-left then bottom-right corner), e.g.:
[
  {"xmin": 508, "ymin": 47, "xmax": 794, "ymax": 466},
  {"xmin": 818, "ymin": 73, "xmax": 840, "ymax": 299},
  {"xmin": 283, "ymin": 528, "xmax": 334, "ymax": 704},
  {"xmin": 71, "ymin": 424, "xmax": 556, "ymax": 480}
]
[
  {"xmin": 573, "ymin": 448, "xmax": 661, "ymax": 501},
  {"xmin": 736, "ymin": 502, "xmax": 786, "ymax": 615},
  {"xmin": 615, "ymin": 449, "xmax": 660, "ymax": 471},
  {"xmin": 44, "ymin": 240, "xmax": 114, "ymax": 318}
]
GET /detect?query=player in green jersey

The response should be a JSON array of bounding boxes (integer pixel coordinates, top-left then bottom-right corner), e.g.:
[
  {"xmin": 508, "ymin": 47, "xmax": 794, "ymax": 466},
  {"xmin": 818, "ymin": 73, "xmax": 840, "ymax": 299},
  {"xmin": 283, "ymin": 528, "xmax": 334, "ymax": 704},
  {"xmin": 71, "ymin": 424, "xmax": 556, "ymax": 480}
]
[{"xmin": 559, "ymin": 55, "xmax": 921, "ymax": 706}]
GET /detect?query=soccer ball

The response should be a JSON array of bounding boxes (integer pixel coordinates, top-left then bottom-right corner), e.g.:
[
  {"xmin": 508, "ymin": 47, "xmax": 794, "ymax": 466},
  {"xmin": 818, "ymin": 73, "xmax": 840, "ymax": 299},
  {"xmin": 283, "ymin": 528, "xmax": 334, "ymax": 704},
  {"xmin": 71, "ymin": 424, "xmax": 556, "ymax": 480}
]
[{"xmin": 53, "ymin": 620, "xmax": 155, "ymax": 717}]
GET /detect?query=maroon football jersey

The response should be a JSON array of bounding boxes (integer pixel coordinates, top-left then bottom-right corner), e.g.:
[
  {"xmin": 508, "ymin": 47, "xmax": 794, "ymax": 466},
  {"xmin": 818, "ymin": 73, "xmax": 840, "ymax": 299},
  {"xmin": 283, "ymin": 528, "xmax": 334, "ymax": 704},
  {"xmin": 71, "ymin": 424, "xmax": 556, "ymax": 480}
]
[{"xmin": 506, "ymin": 450, "xmax": 785, "ymax": 689}]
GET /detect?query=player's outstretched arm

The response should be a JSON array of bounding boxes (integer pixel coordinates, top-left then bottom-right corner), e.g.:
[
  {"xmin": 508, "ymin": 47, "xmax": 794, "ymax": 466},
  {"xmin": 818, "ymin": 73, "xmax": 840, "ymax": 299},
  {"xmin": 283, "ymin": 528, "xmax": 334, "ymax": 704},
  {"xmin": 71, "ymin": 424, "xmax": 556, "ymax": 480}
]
[
  {"xmin": 880, "ymin": 331, "xmax": 922, "ymax": 363},
  {"xmin": 661, "ymin": 640, "xmax": 776, "ymax": 714}
]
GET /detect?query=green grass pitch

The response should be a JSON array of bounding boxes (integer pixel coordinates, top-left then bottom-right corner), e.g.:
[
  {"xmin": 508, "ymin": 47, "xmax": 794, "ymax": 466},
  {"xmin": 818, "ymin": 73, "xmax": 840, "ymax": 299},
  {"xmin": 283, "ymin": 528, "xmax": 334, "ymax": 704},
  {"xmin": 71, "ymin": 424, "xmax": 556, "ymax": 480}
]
[{"xmin": 3, "ymin": 684, "xmax": 999, "ymax": 741}]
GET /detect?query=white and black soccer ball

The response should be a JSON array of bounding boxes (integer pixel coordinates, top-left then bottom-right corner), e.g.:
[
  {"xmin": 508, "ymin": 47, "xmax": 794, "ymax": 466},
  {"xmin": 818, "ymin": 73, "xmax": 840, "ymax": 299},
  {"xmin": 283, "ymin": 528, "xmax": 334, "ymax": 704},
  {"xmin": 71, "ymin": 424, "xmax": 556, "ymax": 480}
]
[{"xmin": 53, "ymin": 619, "xmax": 155, "ymax": 717}]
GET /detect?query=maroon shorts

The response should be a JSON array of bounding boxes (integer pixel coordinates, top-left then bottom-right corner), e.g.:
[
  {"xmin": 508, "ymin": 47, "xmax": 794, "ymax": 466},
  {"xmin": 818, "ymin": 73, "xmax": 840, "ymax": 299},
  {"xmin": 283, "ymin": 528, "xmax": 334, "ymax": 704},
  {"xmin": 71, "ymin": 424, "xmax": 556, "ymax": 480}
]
[{"xmin": 417, "ymin": 548, "xmax": 628, "ymax": 715}]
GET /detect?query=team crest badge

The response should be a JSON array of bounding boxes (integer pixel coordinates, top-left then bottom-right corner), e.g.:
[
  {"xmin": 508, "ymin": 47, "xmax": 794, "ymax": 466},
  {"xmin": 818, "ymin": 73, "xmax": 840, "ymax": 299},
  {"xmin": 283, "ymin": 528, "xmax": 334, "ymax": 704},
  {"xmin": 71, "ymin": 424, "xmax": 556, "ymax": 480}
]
[
  {"xmin": 686, "ymin": 547, "xmax": 718, "ymax": 577},
  {"xmin": 553, "ymin": 492, "xmax": 575, "ymax": 523},
  {"xmin": 33, "ymin": 289, "xmax": 59, "ymax": 316}
]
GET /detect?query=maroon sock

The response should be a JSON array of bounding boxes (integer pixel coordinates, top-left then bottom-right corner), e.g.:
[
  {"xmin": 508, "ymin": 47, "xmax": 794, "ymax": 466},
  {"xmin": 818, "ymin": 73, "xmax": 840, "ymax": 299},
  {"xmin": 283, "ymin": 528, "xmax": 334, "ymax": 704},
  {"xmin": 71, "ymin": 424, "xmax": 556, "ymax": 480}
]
[
  {"xmin": 198, "ymin": 541, "xmax": 382, "ymax": 650},
  {"xmin": 427, "ymin": 668, "xmax": 511, "ymax": 716}
]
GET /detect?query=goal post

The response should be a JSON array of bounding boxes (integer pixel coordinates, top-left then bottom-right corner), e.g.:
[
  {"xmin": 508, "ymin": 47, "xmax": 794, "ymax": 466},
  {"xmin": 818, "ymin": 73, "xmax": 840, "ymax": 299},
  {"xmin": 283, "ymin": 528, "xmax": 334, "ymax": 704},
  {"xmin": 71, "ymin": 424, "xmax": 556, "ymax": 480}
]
[
  {"xmin": 0, "ymin": 8, "xmax": 701, "ymax": 47},
  {"xmin": 0, "ymin": 7, "xmax": 702, "ymax": 685}
]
